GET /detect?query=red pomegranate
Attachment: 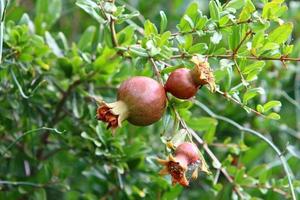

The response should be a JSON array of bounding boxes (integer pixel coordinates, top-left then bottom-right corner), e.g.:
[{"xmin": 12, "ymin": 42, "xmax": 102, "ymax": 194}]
[
  {"xmin": 165, "ymin": 56, "xmax": 215, "ymax": 99},
  {"xmin": 157, "ymin": 142, "xmax": 200, "ymax": 186},
  {"xmin": 96, "ymin": 76, "xmax": 167, "ymax": 130}
]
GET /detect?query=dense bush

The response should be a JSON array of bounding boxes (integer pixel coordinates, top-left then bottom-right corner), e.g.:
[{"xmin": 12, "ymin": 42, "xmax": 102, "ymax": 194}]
[{"xmin": 1, "ymin": 0, "xmax": 300, "ymax": 199}]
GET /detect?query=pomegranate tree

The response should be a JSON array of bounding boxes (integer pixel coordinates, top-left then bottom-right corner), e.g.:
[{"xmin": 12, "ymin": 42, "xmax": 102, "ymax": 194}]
[
  {"xmin": 157, "ymin": 142, "xmax": 201, "ymax": 186},
  {"xmin": 165, "ymin": 56, "xmax": 216, "ymax": 99},
  {"xmin": 96, "ymin": 76, "xmax": 167, "ymax": 130}
]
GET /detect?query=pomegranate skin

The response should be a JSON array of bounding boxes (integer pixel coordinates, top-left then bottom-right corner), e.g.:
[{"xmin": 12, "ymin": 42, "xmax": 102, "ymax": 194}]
[
  {"xmin": 175, "ymin": 142, "xmax": 199, "ymax": 163},
  {"xmin": 165, "ymin": 68, "xmax": 199, "ymax": 99},
  {"xmin": 157, "ymin": 142, "xmax": 200, "ymax": 186},
  {"xmin": 117, "ymin": 76, "xmax": 166, "ymax": 126}
]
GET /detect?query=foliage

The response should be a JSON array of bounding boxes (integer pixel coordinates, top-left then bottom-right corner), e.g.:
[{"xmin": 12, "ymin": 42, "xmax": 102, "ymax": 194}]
[{"xmin": 0, "ymin": 0, "xmax": 300, "ymax": 199}]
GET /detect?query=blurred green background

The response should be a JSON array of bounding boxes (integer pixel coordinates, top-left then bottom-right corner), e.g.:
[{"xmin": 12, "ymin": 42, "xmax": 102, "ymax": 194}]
[{"xmin": 1, "ymin": 0, "xmax": 300, "ymax": 199}]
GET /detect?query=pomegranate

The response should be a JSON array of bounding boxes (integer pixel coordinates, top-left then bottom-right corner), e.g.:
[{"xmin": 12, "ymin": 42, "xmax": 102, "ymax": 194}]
[
  {"xmin": 165, "ymin": 56, "xmax": 216, "ymax": 99},
  {"xmin": 96, "ymin": 76, "xmax": 167, "ymax": 130},
  {"xmin": 157, "ymin": 142, "xmax": 200, "ymax": 186}
]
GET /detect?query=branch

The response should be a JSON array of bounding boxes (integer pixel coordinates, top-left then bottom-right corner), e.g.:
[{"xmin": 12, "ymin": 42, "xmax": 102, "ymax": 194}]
[
  {"xmin": 110, "ymin": 17, "xmax": 119, "ymax": 47},
  {"xmin": 193, "ymin": 100, "xmax": 296, "ymax": 200},
  {"xmin": 233, "ymin": 30, "xmax": 252, "ymax": 56},
  {"xmin": 170, "ymin": 54, "xmax": 300, "ymax": 62},
  {"xmin": 215, "ymin": 89, "xmax": 267, "ymax": 118},
  {"xmin": 219, "ymin": 19, "xmax": 253, "ymax": 29},
  {"xmin": 149, "ymin": 58, "xmax": 163, "ymax": 84},
  {"xmin": 233, "ymin": 58, "xmax": 248, "ymax": 88}
]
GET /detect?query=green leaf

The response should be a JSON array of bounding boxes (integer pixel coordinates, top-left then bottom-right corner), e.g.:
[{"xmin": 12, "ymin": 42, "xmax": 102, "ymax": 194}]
[
  {"xmin": 188, "ymin": 43, "xmax": 208, "ymax": 54},
  {"xmin": 243, "ymin": 88, "xmax": 264, "ymax": 104},
  {"xmin": 195, "ymin": 16, "xmax": 208, "ymax": 30},
  {"xmin": 76, "ymin": 0, "xmax": 105, "ymax": 24},
  {"xmin": 78, "ymin": 26, "xmax": 96, "ymax": 51},
  {"xmin": 184, "ymin": 34, "xmax": 193, "ymax": 50},
  {"xmin": 225, "ymin": 0, "xmax": 245, "ymax": 10},
  {"xmin": 183, "ymin": 15, "xmax": 194, "ymax": 29},
  {"xmin": 45, "ymin": 31, "xmax": 62, "ymax": 57},
  {"xmin": 268, "ymin": 23, "xmax": 293, "ymax": 44},
  {"xmin": 248, "ymin": 165, "xmax": 268, "ymax": 177},
  {"xmin": 252, "ymin": 31, "xmax": 264, "ymax": 49},
  {"xmin": 117, "ymin": 26, "xmax": 135, "ymax": 45},
  {"xmin": 159, "ymin": 11, "xmax": 168, "ymax": 33},
  {"xmin": 129, "ymin": 46, "xmax": 149, "ymax": 57},
  {"xmin": 160, "ymin": 65, "xmax": 182, "ymax": 75},
  {"xmin": 229, "ymin": 25, "xmax": 241, "ymax": 50},
  {"xmin": 36, "ymin": 0, "xmax": 62, "ymax": 26},
  {"xmin": 172, "ymin": 99, "xmax": 193, "ymax": 110},
  {"xmin": 185, "ymin": 2, "xmax": 198, "ymax": 16},
  {"xmin": 146, "ymin": 40, "xmax": 160, "ymax": 57},
  {"xmin": 188, "ymin": 117, "xmax": 218, "ymax": 144},
  {"xmin": 241, "ymin": 177, "xmax": 259, "ymax": 186},
  {"xmin": 262, "ymin": 1, "xmax": 287, "ymax": 20},
  {"xmin": 162, "ymin": 185, "xmax": 183, "ymax": 200},
  {"xmin": 144, "ymin": 20, "xmax": 158, "ymax": 37},
  {"xmin": 263, "ymin": 100, "xmax": 281, "ymax": 112},
  {"xmin": 256, "ymin": 104, "xmax": 264, "ymax": 113},
  {"xmin": 209, "ymin": 0, "xmax": 220, "ymax": 21},
  {"xmin": 238, "ymin": 0, "xmax": 255, "ymax": 21},
  {"xmin": 283, "ymin": 45, "xmax": 294, "ymax": 55},
  {"xmin": 261, "ymin": 42, "xmax": 280, "ymax": 52},
  {"xmin": 33, "ymin": 188, "xmax": 47, "ymax": 200},
  {"xmin": 81, "ymin": 132, "xmax": 102, "ymax": 147},
  {"xmin": 267, "ymin": 112, "xmax": 280, "ymax": 120},
  {"xmin": 250, "ymin": 20, "xmax": 270, "ymax": 33},
  {"xmin": 242, "ymin": 61, "xmax": 265, "ymax": 74},
  {"xmin": 158, "ymin": 31, "xmax": 171, "ymax": 47}
]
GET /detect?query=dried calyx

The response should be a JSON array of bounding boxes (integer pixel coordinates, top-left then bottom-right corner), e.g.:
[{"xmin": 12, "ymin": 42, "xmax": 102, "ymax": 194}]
[
  {"xmin": 157, "ymin": 142, "xmax": 201, "ymax": 186},
  {"xmin": 96, "ymin": 76, "xmax": 167, "ymax": 131},
  {"xmin": 165, "ymin": 56, "xmax": 216, "ymax": 99},
  {"xmin": 190, "ymin": 56, "xmax": 216, "ymax": 92}
]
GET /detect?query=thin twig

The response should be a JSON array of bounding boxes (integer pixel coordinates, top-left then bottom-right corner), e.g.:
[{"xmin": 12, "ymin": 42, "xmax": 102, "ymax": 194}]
[
  {"xmin": 149, "ymin": 58, "xmax": 163, "ymax": 84},
  {"xmin": 193, "ymin": 100, "xmax": 296, "ymax": 200},
  {"xmin": 233, "ymin": 30, "xmax": 252, "ymax": 56},
  {"xmin": 170, "ymin": 54, "xmax": 300, "ymax": 62},
  {"xmin": 110, "ymin": 17, "xmax": 119, "ymax": 47},
  {"xmin": 215, "ymin": 89, "xmax": 267, "ymax": 118},
  {"xmin": 233, "ymin": 59, "xmax": 248, "ymax": 88}
]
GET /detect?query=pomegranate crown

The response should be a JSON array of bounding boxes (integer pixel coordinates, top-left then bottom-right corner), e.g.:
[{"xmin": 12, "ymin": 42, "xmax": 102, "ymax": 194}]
[
  {"xmin": 191, "ymin": 56, "xmax": 216, "ymax": 92},
  {"xmin": 157, "ymin": 142, "xmax": 209, "ymax": 187}
]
